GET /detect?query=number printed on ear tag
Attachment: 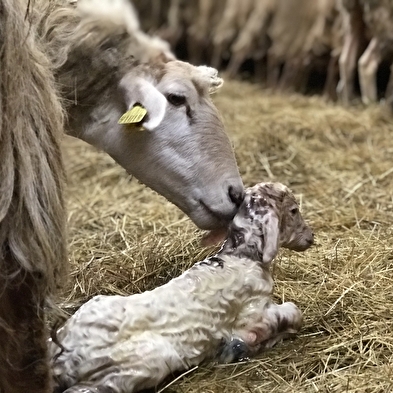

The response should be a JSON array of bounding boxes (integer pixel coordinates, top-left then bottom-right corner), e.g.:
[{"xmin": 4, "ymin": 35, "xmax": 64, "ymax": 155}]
[{"xmin": 118, "ymin": 105, "xmax": 147, "ymax": 125}]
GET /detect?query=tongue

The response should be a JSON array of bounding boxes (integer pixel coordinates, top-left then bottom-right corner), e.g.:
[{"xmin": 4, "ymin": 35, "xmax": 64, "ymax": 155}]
[{"xmin": 200, "ymin": 227, "xmax": 228, "ymax": 247}]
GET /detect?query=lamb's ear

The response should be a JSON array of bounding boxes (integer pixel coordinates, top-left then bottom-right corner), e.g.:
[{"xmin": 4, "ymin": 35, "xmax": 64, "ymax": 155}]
[
  {"xmin": 119, "ymin": 76, "xmax": 167, "ymax": 130},
  {"xmin": 262, "ymin": 210, "xmax": 280, "ymax": 264}
]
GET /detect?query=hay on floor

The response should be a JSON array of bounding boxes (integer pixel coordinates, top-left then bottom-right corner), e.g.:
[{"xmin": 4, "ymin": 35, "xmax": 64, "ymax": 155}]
[{"xmin": 60, "ymin": 80, "xmax": 393, "ymax": 393}]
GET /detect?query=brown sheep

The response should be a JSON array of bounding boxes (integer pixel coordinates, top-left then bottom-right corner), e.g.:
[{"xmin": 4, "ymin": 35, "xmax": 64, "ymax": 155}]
[{"xmin": 0, "ymin": 0, "xmax": 67, "ymax": 392}]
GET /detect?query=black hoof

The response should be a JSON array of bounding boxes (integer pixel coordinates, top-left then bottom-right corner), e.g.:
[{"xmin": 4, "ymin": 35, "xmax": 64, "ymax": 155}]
[{"xmin": 216, "ymin": 337, "xmax": 250, "ymax": 363}]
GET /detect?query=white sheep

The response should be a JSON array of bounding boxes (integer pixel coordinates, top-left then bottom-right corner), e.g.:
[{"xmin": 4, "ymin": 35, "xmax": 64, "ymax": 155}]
[
  {"xmin": 37, "ymin": 0, "xmax": 244, "ymax": 232},
  {"xmin": 50, "ymin": 182, "xmax": 314, "ymax": 393},
  {"xmin": 210, "ymin": 0, "xmax": 255, "ymax": 69}
]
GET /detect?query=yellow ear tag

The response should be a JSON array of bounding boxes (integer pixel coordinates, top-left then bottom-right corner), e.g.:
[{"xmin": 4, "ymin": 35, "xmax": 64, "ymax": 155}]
[{"xmin": 118, "ymin": 105, "xmax": 147, "ymax": 128}]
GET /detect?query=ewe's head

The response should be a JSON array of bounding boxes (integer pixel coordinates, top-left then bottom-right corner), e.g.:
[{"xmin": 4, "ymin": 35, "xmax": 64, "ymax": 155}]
[
  {"xmin": 221, "ymin": 182, "xmax": 314, "ymax": 264},
  {"xmin": 47, "ymin": 0, "xmax": 243, "ymax": 231}
]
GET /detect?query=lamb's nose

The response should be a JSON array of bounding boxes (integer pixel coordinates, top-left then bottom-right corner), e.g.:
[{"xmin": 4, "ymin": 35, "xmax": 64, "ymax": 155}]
[{"xmin": 228, "ymin": 185, "xmax": 244, "ymax": 207}]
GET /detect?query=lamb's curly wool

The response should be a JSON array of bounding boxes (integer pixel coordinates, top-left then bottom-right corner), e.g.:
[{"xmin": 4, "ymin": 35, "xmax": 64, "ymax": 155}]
[{"xmin": 50, "ymin": 182, "xmax": 314, "ymax": 393}]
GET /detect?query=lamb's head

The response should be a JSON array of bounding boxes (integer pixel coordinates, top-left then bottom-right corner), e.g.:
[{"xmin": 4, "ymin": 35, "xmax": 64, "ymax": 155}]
[{"xmin": 220, "ymin": 182, "xmax": 314, "ymax": 263}]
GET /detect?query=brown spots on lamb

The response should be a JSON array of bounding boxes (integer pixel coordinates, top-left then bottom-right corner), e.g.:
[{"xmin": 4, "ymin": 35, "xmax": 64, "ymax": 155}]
[{"xmin": 218, "ymin": 182, "xmax": 313, "ymax": 265}]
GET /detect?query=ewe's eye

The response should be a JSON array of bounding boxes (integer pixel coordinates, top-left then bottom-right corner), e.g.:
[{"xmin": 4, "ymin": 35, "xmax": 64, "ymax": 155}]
[
  {"xmin": 290, "ymin": 207, "xmax": 299, "ymax": 215},
  {"xmin": 166, "ymin": 93, "xmax": 186, "ymax": 107}
]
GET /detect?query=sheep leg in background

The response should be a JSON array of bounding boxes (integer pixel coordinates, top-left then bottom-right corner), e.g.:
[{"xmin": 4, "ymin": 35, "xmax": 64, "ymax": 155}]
[
  {"xmin": 323, "ymin": 51, "xmax": 340, "ymax": 100},
  {"xmin": 384, "ymin": 62, "xmax": 393, "ymax": 109},
  {"xmin": 253, "ymin": 56, "xmax": 267, "ymax": 84},
  {"xmin": 187, "ymin": 0, "xmax": 214, "ymax": 65},
  {"xmin": 337, "ymin": 1, "xmax": 366, "ymax": 104},
  {"xmin": 227, "ymin": 0, "xmax": 272, "ymax": 80},
  {"xmin": 297, "ymin": 56, "xmax": 313, "ymax": 94},
  {"xmin": 267, "ymin": 52, "xmax": 281, "ymax": 89},
  {"xmin": 358, "ymin": 37, "xmax": 381, "ymax": 104},
  {"xmin": 278, "ymin": 60, "xmax": 295, "ymax": 91},
  {"xmin": 211, "ymin": 38, "xmax": 230, "ymax": 70},
  {"xmin": 157, "ymin": 0, "xmax": 182, "ymax": 48},
  {"xmin": 211, "ymin": 0, "xmax": 238, "ymax": 70},
  {"xmin": 226, "ymin": 51, "xmax": 247, "ymax": 78},
  {"xmin": 278, "ymin": 57, "xmax": 308, "ymax": 92},
  {"xmin": 337, "ymin": 30, "xmax": 359, "ymax": 103}
]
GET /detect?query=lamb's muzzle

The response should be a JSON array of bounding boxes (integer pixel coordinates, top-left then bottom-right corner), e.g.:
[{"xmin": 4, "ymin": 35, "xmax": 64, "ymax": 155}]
[{"xmin": 50, "ymin": 182, "xmax": 313, "ymax": 393}]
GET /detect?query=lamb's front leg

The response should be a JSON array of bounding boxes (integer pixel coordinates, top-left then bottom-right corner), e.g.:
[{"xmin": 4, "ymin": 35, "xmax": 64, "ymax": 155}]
[
  {"xmin": 260, "ymin": 302, "xmax": 303, "ymax": 349},
  {"xmin": 217, "ymin": 302, "xmax": 303, "ymax": 363}
]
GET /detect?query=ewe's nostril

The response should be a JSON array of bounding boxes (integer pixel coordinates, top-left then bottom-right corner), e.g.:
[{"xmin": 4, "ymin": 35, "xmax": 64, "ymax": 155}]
[{"xmin": 228, "ymin": 186, "xmax": 244, "ymax": 207}]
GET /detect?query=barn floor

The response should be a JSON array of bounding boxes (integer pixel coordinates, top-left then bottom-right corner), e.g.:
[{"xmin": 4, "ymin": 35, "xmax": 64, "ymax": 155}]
[{"xmin": 61, "ymin": 80, "xmax": 393, "ymax": 393}]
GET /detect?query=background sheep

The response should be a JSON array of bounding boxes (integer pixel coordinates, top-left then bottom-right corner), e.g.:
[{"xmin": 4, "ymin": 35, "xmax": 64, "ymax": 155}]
[
  {"xmin": 135, "ymin": 0, "xmax": 393, "ymax": 108},
  {"xmin": 50, "ymin": 182, "xmax": 313, "ymax": 393}
]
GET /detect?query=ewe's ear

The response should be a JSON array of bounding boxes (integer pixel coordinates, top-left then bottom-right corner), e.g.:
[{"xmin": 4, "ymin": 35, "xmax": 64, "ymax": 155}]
[
  {"xmin": 119, "ymin": 76, "xmax": 167, "ymax": 130},
  {"xmin": 262, "ymin": 210, "xmax": 280, "ymax": 264}
]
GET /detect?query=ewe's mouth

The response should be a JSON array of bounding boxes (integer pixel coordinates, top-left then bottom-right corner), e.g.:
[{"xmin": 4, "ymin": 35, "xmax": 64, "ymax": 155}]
[{"xmin": 198, "ymin": 199, "xmax": 235, "ymax": 229}]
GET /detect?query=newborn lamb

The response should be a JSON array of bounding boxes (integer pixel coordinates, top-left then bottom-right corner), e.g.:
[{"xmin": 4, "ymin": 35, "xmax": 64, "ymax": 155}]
[{"xmin": 50, "ymin": 182, "xmax": 314, "ymax": 393}]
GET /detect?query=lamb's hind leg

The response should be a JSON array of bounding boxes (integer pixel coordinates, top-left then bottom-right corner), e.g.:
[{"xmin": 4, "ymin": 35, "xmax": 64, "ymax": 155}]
[
  {"xmin": 217, "ymin": 302, "xmax": 302, "ymax": 363},
  {"xmin": 63, "ymin": 335, "xmax": 186, "ymax": 393}
]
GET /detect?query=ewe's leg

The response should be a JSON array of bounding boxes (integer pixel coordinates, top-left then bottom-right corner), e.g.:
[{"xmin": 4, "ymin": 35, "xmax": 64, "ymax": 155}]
[
  {"xmin": 0, "ymin": 271, "xmax": 51, "ymax": 393},
  {"xmin": 358, "ymin": 37, "xmax": 381, "ymax": 104}
]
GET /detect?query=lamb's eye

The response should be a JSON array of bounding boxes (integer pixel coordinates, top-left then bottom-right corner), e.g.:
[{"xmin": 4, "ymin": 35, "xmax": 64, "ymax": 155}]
[
  {"xmin": 167, "ymin": 94, "xmax": 186, "ymax": 107},
  {"xmin": 290, "ymin": 207, "xmax": 298, "ymax": 215}
]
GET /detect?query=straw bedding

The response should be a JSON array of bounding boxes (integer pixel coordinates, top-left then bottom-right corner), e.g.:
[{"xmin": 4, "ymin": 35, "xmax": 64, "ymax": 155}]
[{"xmin": 59, "ymin": 80, "xmax": 393, "ymax": 392}]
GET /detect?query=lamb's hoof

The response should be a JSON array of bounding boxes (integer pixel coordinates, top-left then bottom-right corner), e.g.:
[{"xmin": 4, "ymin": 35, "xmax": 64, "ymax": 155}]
[{"xmin": 217, "ymin": 337, "xmax": 250, "ymax": 364}]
